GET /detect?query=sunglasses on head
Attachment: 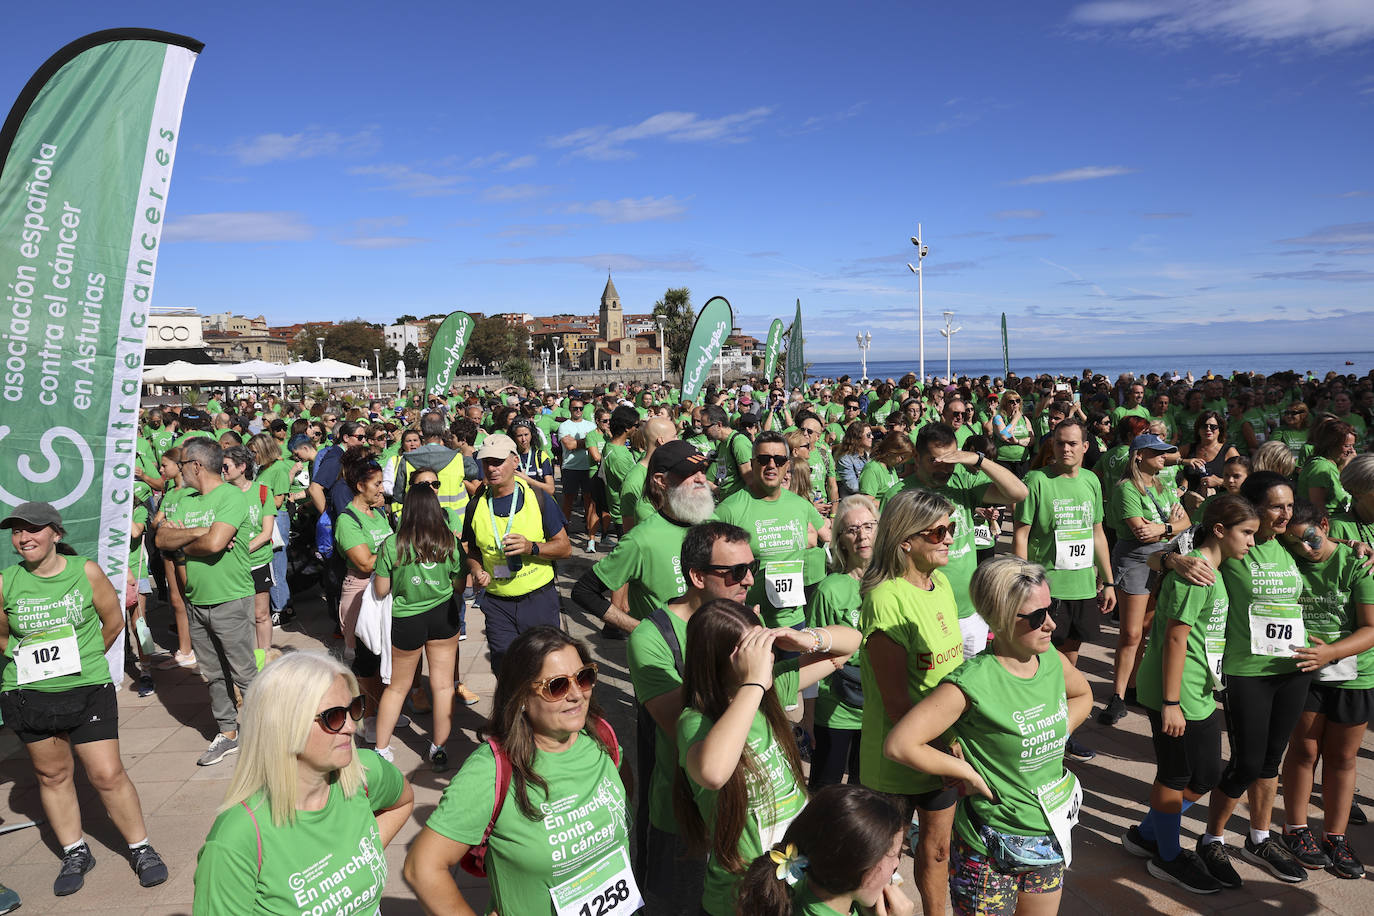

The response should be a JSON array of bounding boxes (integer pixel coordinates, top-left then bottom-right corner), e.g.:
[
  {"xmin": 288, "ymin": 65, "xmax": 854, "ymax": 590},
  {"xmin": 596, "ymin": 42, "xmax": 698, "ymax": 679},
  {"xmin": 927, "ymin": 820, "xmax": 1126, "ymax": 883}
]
[
  {"xmin": 756, "ymin": 453, "xmax": 790, "ymax": 467},
  {"xmin": 316, "ymin": 695, "xmax": 366, "ymax": 733},
  {"xmin": 416, "ymin": 479, "xmax": 440, "ymax": 490},
  {"xmin": 914, "ymin": 519, "xmax": 959, "ymax": 543},
  {"xmin": 531, "ymin": 662, "xmax": 598, "ymax": 702},
  {"xmin": 1017, "ymin": 606, "xmax": 1051, "ymax": 629},
  {"xmin": 700, "ymin": 559, "xmax": 760, "ymax": 584}
]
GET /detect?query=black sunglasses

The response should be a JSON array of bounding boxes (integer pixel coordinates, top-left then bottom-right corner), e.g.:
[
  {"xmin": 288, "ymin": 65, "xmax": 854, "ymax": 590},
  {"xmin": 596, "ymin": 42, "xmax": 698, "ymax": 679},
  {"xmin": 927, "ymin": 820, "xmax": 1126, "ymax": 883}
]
[
  {"xmin": 315, "ymin": 695, "xmax": 366, "ymax": 733},
  {"xmin": 756, "ymin": 453, "xmax": 789, "ymax": 467},
  {"xmin": 700, "ymin": 559, "xmax": 760, "ymax": 584},
  {"xmin": 531, "ymin": 663, "xmax": 598, "ymax": 702},
  {"xmin": 1017, "ymin": 606, "xmax": 1052, "ymax": 629}
]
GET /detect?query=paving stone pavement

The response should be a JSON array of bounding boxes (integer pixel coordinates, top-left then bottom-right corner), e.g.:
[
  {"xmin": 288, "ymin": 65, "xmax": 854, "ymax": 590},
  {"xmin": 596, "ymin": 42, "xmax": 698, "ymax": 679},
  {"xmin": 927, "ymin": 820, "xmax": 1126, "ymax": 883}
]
[{"xmin": 0, "ymin": 534, "xmax": 1370, "ymax": 914}]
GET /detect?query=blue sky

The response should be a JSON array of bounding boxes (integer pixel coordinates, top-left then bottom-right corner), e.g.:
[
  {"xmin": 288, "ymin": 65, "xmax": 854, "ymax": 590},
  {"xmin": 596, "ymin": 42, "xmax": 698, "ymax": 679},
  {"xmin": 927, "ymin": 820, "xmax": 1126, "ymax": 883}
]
[{"xmin": 6, "ymin": 2, "xmax": 1373, "ymax": 360}]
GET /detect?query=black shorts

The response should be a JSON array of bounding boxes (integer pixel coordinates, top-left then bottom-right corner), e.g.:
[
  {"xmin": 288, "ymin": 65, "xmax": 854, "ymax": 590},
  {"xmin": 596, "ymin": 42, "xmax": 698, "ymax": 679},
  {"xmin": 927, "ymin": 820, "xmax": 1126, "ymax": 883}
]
[
  {"xmin": 391, "ymin": 597, "xmax": 461, "ymax": 651},
  {"xmin": 351, "ymin": 642, "xmax": 381, "ymax": 679},
  {"xmin": 1146, "ymin": 707, "xmax": 1224, "ymax": 793},
  {"xmin": 251, "ymin": 564, "xmax": 272, "ymax": 594},
  {"xmin": 1048, "ymin": 596, "xmax": 1100, "ymax": 646},
  {"xmin": 588, "ymin": 476, "xmax": 607, "ymax": 512},
  {"xmin": 1, "ymin": 683, "xmax": 119, "ymax": 745},
  {"xmin": 1304, "ymin": 682, "xmax": 1373, "ymax": 725},
  {"xmin": 562, "ymin": 468, "xmax": 590, "ymax": 501}
]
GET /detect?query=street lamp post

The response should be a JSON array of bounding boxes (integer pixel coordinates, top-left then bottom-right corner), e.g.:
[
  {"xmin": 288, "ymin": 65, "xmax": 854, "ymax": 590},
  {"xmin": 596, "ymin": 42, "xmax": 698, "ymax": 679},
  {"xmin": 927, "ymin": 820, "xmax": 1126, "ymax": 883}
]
[
  {"xmin": 908, "ymin": 224, "xmax": 929, "ymax": 384},
  {"xmin": 540, "ymin": 348, "xmax": 550, "ymax": 390},
  {"xmin": 856, "ymin": 331, "xmax": 872, "ymax": 382},
  {"xmin": 372, "ymin": 348, "xmax": 381, "ymax": 397},
  {"xmin": 359, "ymin": 359, "xmax": 370, "ymax": 397},
  {"xmin": 553, "ymin": 343, "xmax": 564, "ymax": 393},
  {"xmin": 938, "ymin": 311, "xmax": 962, "ymax": 381},
  {"xmin": 315, "ymin": 337, "xmax": 324, "ymax": 361},
  {"xmin": 656, "ymin": 317, "xmax": 666, "ymax": 383}
]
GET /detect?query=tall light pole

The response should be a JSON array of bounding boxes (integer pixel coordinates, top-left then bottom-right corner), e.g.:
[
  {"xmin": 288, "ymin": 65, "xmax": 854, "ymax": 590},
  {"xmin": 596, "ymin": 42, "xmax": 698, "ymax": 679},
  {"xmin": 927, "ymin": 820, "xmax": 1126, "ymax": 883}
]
[
  {"xmin": 540, "ymin": 348, "xmax": 550, "ymax": 389},
  {"xmin": 938, "ymin": 311, "xmax": 961, "ymax": 381},
  {"xmin": 372, "ymin": 348, "xmax": 381, "ymax": 396},
  {"xmin": 553, "ymin": 342, "xmax": 564, "ymax": 393},
  {"xmin": 656, "ymin": 316, "xmax": 666, "ymax": 383},
  {"xmin": 315, "ymin": 337, "xmax": 325, "ymax": 361},
  {"xmin": 908, "ymin": 224, "xmax": 929, "ymax": 384},
  {"xmin": 856, "ymin": 331, "xmax": 872, "ymax": 382},
  {"xmin": 359, "ymin": 359, "xmax": 369, "ymax": 397}
]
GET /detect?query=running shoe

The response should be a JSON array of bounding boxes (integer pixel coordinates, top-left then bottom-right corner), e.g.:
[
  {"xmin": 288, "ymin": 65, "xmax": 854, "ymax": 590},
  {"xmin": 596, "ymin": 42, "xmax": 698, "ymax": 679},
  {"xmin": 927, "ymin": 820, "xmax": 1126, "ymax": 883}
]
[
  {"xmin": 1195, "ymin": 839, "xmax": 1243, "ymax": 889},
  {"xmin": 1280, "ymin": 826, "xmax": 1331, "ymax": 869},
  {"xmin": 1121, "ymin": 825, "xmax": 1158, "ymax": 859},
  {"xmin": 0, "ymin": 882, "xmax": 18, "ymax": 914},
  {"xmin": 1323, "ymin": 835, "xmax": 1365, "ymax": 879},
  {"xmin": 1098, "ymin": 694, "xmax": 1127, "ymax": 725},
  {"xmin": 1065, "ymin": 737, "xmax": 1096, "ymax": 761},
  {"xmin": 1147, "ymin": 850, "xmax": 1222, "ymax": 895},
  {"xmin": 459, "ymin": 631, "xmax": 467, "ymax": 641},
  {"xmin": 1124, "ymin": 686, "xmax": 1142, "ymax": 708},
  {"xmin": 1351, "ymin": 803, "xmax": 1368, "ymax": 827},
  {"xmin": 54, "ymin": 843, "xmax": 96, "ymax": 896},
  {"xmin": 1241, "ymin": 836, "xmax": 1307, "ymax": 883},
  {"xmin": 430, "ymin": 746, "xmax": 450, "ymax": 773},
  {"xmin": 130, "ymin": 844, "xmax": 168, "ymax": 887},
  {"xmin": 156, "ymin": 650, "xmax": 197, "ymax": 669},
  {"xmin": 197, "ymin": 733, "xmax": 239, "ymax": 767},
  {"xmin": 585, "ymin": 538, "xmax": 597, "ymax": 554},
  {"xmin": 135, "ymin": 674, "xmax": 156, "ymax": 698},
  {"xmin": 375, "ymin": 745, "xmax": 395, "ymax": 763},
  {"xmin": 457, "ymin": 683, "xmax": 480, "ymax": 706}
]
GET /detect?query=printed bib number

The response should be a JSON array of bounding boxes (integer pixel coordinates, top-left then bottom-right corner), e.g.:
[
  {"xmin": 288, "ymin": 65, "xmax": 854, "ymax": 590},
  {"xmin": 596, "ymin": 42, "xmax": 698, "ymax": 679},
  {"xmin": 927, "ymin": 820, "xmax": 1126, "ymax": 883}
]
[
  {"xmin": 549, "ymin": 848, "xmax": 643, "ymax": 916},
  {"xmin": 1249, "ymin": 602, "xmax": 1306, "ymax": 657},
  {"xmin": 1204, "ymin": 636, "xmax": 1225, "ymax": 691},
  {"xmin": 973, "ymin": 522, "xmax": 996, "ymax": 549},
  {"xmin": 16, "ymin": 625, "xmax": 81, "ymax": 685},
  {"xmin": 763, "ymin": 560, "xmax": 805, "ymax": 608},
  {"xmin": 1036, "ymin": 771, "xmax": 1082, "ymax": 868},
  {"xmin": 1054, "ymin": 528, "xmax": 1093, "ymax": 571},
  {"xmin": 1312, "ymin": 630, "xmax": 1358, "ymax": 683},
  {"xmin": 758, "ymin": 809, "xmax": 800, "ymax": 853}
]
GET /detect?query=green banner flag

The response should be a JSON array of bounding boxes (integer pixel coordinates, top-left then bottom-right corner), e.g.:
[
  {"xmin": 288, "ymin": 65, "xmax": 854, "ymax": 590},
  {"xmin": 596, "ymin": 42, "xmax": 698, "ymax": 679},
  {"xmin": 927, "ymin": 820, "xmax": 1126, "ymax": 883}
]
[
  {"xmin": 425, "ymin": 310, "xmax": 474, "ymax": 399},
  {"xmin": 763, "ymin": 318, "xmax": 784, "ymax": 382},
  {"xmin": 785, "ymin": 299, "xmax": 804, "ymax": 392},
  {"xmin": 0, "ymin": 29, "xmax": 202, "ymax": 578},
  {"xmin": 679, "ymin": 295, "xmax": 733, "ymax": 404},
  {"xmin": 1001, "ymin": 312, "xmax": 1010, "ymax": 379}
]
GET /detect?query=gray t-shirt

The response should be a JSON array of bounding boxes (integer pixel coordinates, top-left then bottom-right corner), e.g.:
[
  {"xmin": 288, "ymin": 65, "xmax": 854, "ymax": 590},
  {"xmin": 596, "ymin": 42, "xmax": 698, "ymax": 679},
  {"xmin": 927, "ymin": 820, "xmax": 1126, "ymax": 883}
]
[{"xmin": 556, "ymin": 418, "xmax": 597, "ymax": 470}]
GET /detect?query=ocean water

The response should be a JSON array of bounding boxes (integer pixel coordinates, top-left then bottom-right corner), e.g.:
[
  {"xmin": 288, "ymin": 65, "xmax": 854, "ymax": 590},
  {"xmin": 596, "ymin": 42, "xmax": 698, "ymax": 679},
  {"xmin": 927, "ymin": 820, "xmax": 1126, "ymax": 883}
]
[{"xmin": 807, "ymin": 351, "xmax": 1374, "ymax": 383}]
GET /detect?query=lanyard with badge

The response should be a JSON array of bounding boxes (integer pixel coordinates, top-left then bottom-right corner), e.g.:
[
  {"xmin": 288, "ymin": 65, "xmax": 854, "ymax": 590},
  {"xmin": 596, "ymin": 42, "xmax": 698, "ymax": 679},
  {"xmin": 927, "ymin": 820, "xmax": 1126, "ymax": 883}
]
[
  {"xmin": 487, "ymin": 485, "xmax": 523, "ymax": 579},
  {"xmin": 15, "ymin": 624, "xmax": 81, "ymax": 685}
]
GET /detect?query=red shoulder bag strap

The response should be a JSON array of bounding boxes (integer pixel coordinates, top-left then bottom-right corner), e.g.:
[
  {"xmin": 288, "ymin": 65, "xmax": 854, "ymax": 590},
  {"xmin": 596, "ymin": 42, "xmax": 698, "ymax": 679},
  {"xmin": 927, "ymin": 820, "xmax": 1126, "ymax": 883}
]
[
  {"xmin": 592, "ymin": 716, "xmax": 621, "ymax": 767},
  {"xmin": 240, "ymin": 801, "xmax": 263, "ymax": 874},
  {"xmin": 459, "ymin": 737, "xmax": 511, "ymax": 877}
]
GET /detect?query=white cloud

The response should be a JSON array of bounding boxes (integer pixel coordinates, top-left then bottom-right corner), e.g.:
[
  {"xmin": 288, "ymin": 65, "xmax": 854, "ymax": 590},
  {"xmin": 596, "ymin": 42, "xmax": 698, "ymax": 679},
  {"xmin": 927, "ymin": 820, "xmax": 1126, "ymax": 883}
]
[
  {"xmin": 335, "ymin": 216, "xmax": 427, "ymax": 249},
  {"xmin": 228, "ymin": 129, "xmax": 375, "ymax": 166},
  {"xmin": 1004, "ymin": 233, "xmax": 1055, "ymax": 243},
  {"xmin": 564, "ymin": 196, "xmax": 688, "ymax": 223},
  {"xmin": 549, "ymin": 107, "xmax": 772, "ymax": 160},
  {"xmin": 347, "ymin": 164, "xmax": 469, "ymax": 197},
  {"xmin": 470, "ymin": 253, "xmax": 703, "ymax": 272},
  {"xmin": 1279, "ymin": 222, "xmax": 1374, "ymax": 254},
  {"xmin": 483, "ymin": 184, "xmax": 552, "ymax": 202},
  {"xmin": 991, "ymin": 209, "xmax": 1045, "ymax": 220},
  {"xmin": 164, "ymin": 211, "xmax": 314, "ymax": 243},
  {"xmin": 498, "ymin": 154, "xmax": 537, "ymax": 171},
  {"xmin": 1069, "ymin": 1, "xmax": 1374, "ymax": 49},
  {"xmin": 1011, "ymin": 165, "xmax": 1137, "ymax": 185}
]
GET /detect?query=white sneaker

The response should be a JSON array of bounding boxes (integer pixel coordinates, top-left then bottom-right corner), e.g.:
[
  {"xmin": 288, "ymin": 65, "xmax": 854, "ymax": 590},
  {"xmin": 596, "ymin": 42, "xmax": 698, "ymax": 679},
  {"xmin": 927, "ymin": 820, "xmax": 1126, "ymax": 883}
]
[
  {"xmin": 586, "ymin": 538, "xmax": 597, "ymax": 554},
  {"xmin": 374, "ymin": 745, "xmax": 395, "ymax": 762}
]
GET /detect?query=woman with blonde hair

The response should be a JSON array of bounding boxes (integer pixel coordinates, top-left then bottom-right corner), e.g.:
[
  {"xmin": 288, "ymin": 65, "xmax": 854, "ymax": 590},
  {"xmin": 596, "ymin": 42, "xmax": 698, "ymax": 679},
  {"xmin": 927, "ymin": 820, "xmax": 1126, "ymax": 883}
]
[
  {"xmin": 884, "ymin": 556, "xmax": 1093, "ymax": 916},
  {"xmin": 193, "ymin": 652, "xmax": 414, "ymax": 913},
  {"xmin": 1251, "ymin": 439, "xmax": 1296, "ymax": 479},
  {"xmin": 988, "ymin": 390, "xmax": 1034, "ymax": 477},
  {"xmin": 858, "ymin": 488, "xmax": 964, "ymax": 916}
]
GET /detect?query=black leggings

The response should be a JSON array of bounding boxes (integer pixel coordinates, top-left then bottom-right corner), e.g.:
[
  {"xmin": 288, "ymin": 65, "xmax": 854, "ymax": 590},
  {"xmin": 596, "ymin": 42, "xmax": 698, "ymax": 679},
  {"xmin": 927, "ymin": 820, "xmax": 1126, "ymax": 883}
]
[
  {"xmin": 1216, "ymin": 670, "xmax": 1314, "ymax": 798},
  {"xmin": 808, "ymin": 724, "xmax": 860, "ymax": 790}
]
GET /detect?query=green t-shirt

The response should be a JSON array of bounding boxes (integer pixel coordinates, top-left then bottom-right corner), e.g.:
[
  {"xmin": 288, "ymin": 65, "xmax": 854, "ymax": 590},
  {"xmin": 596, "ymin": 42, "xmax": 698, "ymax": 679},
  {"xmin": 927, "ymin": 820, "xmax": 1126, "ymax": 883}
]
[
  {"xmin": 1111, "ymin": 404, "xmax": 1150, "ymax": 424},
  {"xmin": 1297, "ymin": 456, "xmax": 1349, "ymax": 517},
  {"xmin": 334, "ymin": 507, "xmax": 394, "ymax": 575},
  {"xmin": 883, "ymin": 467, "xmax": 990, "ymax": 619},
  {"xmin": 619, "ymin": 461, "xmax": 651, "ymax": 524},
  {"xmin": 946, "ymin": 649, "xmax": 1069, "ymax": 855},
  {"xmin": 806, "ymin": 448, "xmax": 835, "ymax": 505},
  {"xmin": 600, "ymin": 442, "xmax": 636, "ymax": 524},
  {"xmin": 1135, "ymin": 554, "xmax": 1229, "ymax": 720},
  {"xmin": 147, "ymin": 424, "xmax": 176, "ymax": 461},
  {"xmin": 180, "ymin": 484, "xmax": 254, "ymax": 605},
  {"xmin": 427, "ymin": 727, "xmax": 631, "ymax": 916},
  {"xmin": 717, "ymin": 432, "xmax": 755, "ymax": 499},
  {"xmin": 130, "ymin": 502, "xmax": 149, "ymax": 580},
  {"xmin": 1294, "ymin": 543, "xmax": 1374, "ymax": 689},
  {"xmin": 715, "ymin": 489, "xmax": 824, "ymax": 628},
  {"xmin": 257, "ymin": 459, "xmax": 292, "ymax": 504},
  {"xmin": 241, "ymin": 485, "xmax": 277, "ymax": 568},
  {"xmin": 374, "ymin": 534, "xmax": 464, "ymax": 617},
  {"xmin": 858, "ymin": 574, "xmax": 963, "ymax": 794},
  {"xmin": 857, "ymin": 461, "xmax": 898, "ymax": 498},
  {"xmin": 809, "ymin": 573, "xmax": 863, "ymax": 730},
  {"xmin": 1220, "ymin": 537, "xmax": 1303, "ymax": 677},
  {"xmin": 1, "ymin": 555, "xmax": 106, "ymax": 692},
  {"xmin": 593, "ymin": 510, "xmax": 696, "ymax": 621},
  {"xmin": 1015, "ymin": 468, "xmax": 1104, "ymax": 600},
  {"xmin": 992, "ymin": 414, "xmax": 1032, "ymax": 463},
  {"xmin": 679, "ymin": 664, "xmax": 805, "ymax": 916},
  {"xmin": 193, "ymin": 749, "xmax": 404, "ymax": 916},
  {"xmin": 1112, "ymin": 478, "xmax": 1179, "ymax": 541},
  {"xmin": 1272, "ymin": 427, "xmax": 1307, "ymax": 461},
  {"xmin": 585, "ymin": 428, "xmax": 606, "ymax": 475},
  {"xmin": 1328, "ymin": 507, "xmax": 1374, "ymax": 551},
  {"xmin": 626, "ymin": 606, "xmax": 689, "ymax": 832}
]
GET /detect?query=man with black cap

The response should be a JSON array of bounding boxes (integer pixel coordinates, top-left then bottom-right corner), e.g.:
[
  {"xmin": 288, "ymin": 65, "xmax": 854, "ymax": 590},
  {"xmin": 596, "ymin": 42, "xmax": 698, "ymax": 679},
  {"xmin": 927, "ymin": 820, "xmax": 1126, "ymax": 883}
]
[
  {"xmin": 460, "ymin": 433, "xmax": 573, "ymax": 674},
  {"xmin": 572, "ymin": 441, "xmax": 715, "ymax": 636}
]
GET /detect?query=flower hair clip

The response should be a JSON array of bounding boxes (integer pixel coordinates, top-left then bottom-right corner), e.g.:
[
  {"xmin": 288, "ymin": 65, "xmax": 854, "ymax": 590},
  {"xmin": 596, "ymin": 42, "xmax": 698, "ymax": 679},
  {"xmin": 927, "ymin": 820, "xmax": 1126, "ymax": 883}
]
[{"xmin": 768, "ymin": 842, "xmax": 809, "ymax": 885}]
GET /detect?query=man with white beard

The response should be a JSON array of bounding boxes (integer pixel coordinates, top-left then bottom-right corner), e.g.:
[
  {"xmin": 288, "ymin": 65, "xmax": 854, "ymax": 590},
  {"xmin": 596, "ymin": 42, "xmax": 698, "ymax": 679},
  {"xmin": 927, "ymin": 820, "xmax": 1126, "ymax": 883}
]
[{"xmin": 572, "ymin": 441, "xmax": 715, "ymax": 636}]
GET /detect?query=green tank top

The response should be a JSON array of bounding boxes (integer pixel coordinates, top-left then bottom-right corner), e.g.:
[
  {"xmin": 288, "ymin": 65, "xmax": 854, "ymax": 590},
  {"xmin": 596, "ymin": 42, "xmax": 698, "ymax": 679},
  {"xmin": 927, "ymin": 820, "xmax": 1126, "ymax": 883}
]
[{"xmin": 2, "ymin": 555, "xmax": 108, "ymax": 693}]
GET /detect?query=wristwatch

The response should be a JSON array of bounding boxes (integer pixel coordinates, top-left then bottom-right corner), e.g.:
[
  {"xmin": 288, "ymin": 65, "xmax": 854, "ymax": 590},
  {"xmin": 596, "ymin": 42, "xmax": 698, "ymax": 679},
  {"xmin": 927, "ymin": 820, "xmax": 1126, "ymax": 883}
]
[{"xmin": 530, "ymin": 542, "xmax": 541, "ymax": 557}]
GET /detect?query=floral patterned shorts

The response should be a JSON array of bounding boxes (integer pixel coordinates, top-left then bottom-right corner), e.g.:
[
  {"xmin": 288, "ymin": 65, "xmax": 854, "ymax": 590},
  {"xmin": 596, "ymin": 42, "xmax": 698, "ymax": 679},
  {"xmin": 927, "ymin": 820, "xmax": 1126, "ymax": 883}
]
[{"xmin": 949, "ymin": 832, "xmax": 1064, "ymax": 916}]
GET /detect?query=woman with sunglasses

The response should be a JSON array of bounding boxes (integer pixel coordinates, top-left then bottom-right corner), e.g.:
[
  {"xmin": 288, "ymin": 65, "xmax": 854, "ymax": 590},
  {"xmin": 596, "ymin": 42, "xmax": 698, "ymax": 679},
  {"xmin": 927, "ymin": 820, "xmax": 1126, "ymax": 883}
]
[
  {"xmin": 194, "ymin": 652, "xmax": 414, "ymax": 914},
  {"xmin": 807, "ymin": 494, "xmax": 879, "ymax": 790},
  {"xmin": 1121, "ymin": 496, "xmax": 1259, "ymax": 894},
  {"xmin": 1272, "ymin": 403, "xmax": 1311, "ymax": 462},
  {"xmin": 856, "ymin": 488, "xmax": 964, "ymax": 916},
  {"xmin": 1297, "ymin": 417, "xmax": 1357, "ymax": 517},
  {"xmin": 988, "ymin": 391, "xmax": 1033, "ymax": 478},
  {"xmin": 674, "ymin": 599, "xmax": 860, "ymax": 916},
  {"xmin": 334, "ymin": 447, "xmax": 393, "ymax": 734},
  {"xmin": 371, "ymin": 480, "xmax": 467, "ymax": 770},
  {"xmin": 221, "ymin": 446, "xmax": 278, "ymax": 668},
  {"xmin": 884, "ymin": 556, "xmax": 1093, "ymax": 916},
  {"xmin": 857, "ymin": 431, "xmax": 912, "ymax": 500},
  {"xmin": 509, "ymin": 418, "xmax": 555, "ymax": 498},
  {"xmin": 833, "ymin": 422, "xmax": 872, "ymax": 498},
  {"xmin": 1181, "ymin": 411, "xmax": 1238, "ymax": 497},
  {"xmin": 405, "ymin": 626, "xmax": 635, "ymax": 916},
  {"xmin": 151, "ymin": 446, "xmax": 196, "ymax": 668}
]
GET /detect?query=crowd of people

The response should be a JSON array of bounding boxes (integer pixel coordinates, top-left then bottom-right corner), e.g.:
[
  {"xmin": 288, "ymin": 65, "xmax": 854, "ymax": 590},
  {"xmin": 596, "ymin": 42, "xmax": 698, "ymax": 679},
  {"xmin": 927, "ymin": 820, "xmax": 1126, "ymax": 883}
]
[{"xmin": 0, "ymin": 364, "xmax": 1370, "ymax": 913}]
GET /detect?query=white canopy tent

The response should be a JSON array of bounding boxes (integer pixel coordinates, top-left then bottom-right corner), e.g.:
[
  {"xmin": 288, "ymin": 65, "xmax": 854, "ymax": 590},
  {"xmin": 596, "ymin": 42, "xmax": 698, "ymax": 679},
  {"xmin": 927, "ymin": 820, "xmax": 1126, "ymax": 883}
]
[
  {"xmin": 142, "ymin": 360, "xmax": 238, "ymax": 385},
  {"xmin": 225, "ymin": 360, "xmax": 287, "ymax": 380}
]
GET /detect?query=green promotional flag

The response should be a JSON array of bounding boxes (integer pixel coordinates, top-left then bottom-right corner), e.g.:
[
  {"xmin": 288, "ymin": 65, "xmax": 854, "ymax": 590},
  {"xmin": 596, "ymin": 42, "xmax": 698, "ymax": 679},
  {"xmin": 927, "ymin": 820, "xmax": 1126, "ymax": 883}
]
[
  {"xmin": 1001, "ymin": 312, "xmax": 1010, "ymax": 379},
  {"xmin": 763, "ymin": 318, "xmax": 784, "ymax": 382},
  {"xmin": 679, "ymin": 295, "xmax": 733, "ymax": 404},
  {"xmin": 785, "ymin": 299, "xmax": 804, "ymax": 392},
  {"xmin": 0, "ymin": 29, "xmax": 202, "ymax": 580},
  {"xmin": 425, "ymin": 310, "xmax": 474, "ymax": 399}
]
